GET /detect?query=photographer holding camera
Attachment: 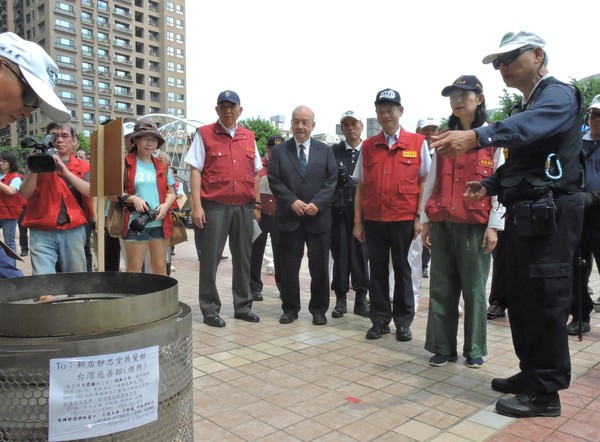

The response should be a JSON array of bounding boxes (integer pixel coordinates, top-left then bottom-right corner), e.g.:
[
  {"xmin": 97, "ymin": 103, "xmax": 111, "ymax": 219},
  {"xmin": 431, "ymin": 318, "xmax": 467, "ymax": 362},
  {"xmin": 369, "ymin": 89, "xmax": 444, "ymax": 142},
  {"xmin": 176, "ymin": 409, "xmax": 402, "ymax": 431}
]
[
  {"xmin": 20, "ymin": 123, "xmax": 93, "ymax": 274},
  {"xmin": 118, "ymin": 119, "xmax": 176, "ymax": 275}
]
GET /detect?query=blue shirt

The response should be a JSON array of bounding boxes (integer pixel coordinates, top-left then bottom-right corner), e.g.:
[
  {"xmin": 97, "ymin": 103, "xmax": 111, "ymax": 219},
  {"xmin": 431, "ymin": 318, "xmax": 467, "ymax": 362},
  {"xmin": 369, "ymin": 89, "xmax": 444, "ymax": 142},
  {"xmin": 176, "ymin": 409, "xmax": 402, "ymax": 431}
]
[{"xmin": 130, "ymin": 158, "xmax": 175, "ymax": 228}]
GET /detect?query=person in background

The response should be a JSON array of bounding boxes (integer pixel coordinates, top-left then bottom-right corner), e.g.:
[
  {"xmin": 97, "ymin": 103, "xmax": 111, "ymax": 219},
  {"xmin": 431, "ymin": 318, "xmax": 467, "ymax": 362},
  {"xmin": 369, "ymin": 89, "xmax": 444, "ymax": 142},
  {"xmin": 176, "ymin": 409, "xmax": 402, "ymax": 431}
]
[
  {"xmin": 329, "ymin": 110, "xmax": 369, "ymax": 318},
  {"xmin": 250, "ymin": 134, "xmax": 285, "ymax": 301},
  {"xmin": 21, "ymin": 123, "xmax": 93, "ymax": 275},
  {"xmin": 76, "ymin": 149, "xmax": 87, "ymax": 161},
  {"xmin": 117, "ymin": 119, "xmax": 176, "ymax": 275},
  {"xmin": 415, "ymin": 117, "xmax": 439, "ymax": 279},
  {"xmin": 422, "ymin": 75, "xmax": 505, "ymax": 369},
  {"xmin": 268, "ymin": 105, "xmax": 338, "ymax": 326},
  {"xmin": 353, "ymin": 89, "xmax": 430, "ymax": 342},
  {"xmin": 567, "ymin": 94, "xmax": 600, "ymax": 335},
  {"xmin": 184, "ymin": 90, "xmax": 262, "ymax": 327},
  {"xmin": 432, "ymin": 31, "xmax": 584, "ymax": 418},
  {"xmin": 0, "ymin": 151, "xmax": 26, "ymax": 266}
]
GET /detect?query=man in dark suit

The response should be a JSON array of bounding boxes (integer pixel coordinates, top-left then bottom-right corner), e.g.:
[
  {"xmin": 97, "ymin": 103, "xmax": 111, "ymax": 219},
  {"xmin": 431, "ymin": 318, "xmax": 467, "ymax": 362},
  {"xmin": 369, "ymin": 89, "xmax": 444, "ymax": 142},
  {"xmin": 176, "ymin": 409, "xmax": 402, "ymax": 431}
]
[{"xmin": 268, "ymin": 106, "xmax": 338, "ymax": 325}]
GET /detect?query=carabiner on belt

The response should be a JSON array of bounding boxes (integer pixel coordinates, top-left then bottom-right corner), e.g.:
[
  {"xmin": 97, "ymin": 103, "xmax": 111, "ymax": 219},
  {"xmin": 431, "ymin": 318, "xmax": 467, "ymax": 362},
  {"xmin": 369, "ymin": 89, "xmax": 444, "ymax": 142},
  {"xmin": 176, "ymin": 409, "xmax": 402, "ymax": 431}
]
[{"xmin": 545, "ymin": 153, "xmax": 563, "ymax": 180}]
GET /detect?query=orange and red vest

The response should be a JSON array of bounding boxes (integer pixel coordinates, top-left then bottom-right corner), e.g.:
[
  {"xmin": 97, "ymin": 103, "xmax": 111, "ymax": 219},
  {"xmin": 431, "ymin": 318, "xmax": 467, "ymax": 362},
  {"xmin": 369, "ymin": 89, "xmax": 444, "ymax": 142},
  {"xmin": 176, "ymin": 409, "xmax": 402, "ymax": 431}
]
[
  {"xmin": 425, "ymin": 149, "xmax": 494, "ymax": 224},
  {"xmin": 0, "ymin": 172, "xmax": 26, "ymax": 219},
  {"xmin": 198, "ymin": 122, "xmax": 256, "ymax": 205},
  {"xmin": 122, "ymin": 153, "xmax": 174, "ymax": 238},
  {"xmin": 360, "ymin": 130, "xmax": 424, "ymax": 222},
  {"xmin": 22, "ymin": 155, "xmax": 94, "ymax": 230}
]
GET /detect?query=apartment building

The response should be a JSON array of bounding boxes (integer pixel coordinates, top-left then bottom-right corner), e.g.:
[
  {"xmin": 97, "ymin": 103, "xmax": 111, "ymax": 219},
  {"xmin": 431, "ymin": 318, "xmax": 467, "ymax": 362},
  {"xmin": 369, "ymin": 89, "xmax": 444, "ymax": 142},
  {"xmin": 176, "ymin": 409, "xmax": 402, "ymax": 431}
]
[{"xmin": 0, "ymin": 0, "xmax": 186, "ymax": 147}]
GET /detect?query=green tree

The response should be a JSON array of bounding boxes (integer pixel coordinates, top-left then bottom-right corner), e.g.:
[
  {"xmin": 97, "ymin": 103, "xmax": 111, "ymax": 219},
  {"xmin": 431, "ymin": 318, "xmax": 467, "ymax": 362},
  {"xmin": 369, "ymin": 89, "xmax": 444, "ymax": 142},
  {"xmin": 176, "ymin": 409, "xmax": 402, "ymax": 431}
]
[
  {"xmin": 573, "ymin": 77, "xmax": 600, "ymax": 109},
  {"xmin": 77, "ymin": 133, "xmax": 91, "ymax": 153},
  {"xmin": 239, "ymin": 117, "xmax": 283, "ymax": 157},
  {"xmin": 489, "ymin": 89, "xmax": 522, "ymax": 122}
]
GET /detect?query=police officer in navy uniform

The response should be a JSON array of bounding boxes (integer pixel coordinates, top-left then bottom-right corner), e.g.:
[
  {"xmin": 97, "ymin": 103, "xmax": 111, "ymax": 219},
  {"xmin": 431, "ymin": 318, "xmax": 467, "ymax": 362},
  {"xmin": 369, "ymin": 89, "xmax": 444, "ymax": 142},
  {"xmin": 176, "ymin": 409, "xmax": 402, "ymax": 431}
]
[
  {"xmin": 432, "ymin": 31, "xmax": 584, "ymax": 418},
  {"xmin": 329, "ymin": 111, "xmax": 369, "ymax": 318}
]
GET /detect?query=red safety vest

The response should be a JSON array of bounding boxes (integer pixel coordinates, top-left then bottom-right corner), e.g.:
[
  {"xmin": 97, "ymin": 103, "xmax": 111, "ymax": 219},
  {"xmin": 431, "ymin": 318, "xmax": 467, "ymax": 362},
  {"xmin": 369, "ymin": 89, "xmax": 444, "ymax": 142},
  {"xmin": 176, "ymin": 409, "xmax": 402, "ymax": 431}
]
[
  {"xmin": 360, "ymin": 130, "xmax": 424, "ymax": 221},
  {"xmin": 122, "ymin": 153, "xmax": 174, "ymax": 238},
  {"xmin": 198, "ymin": 122, "xmax": 256, "ymax": 205},
  {"xmin": 425, "ymin": 149, "xmax": 494, "ymax": 224},
  {"xmin": 0, "ymin": 172, "xmax": 26, "ymax": 219},
  {"xmin": 23, "ymin": 155, "xmax": 94, "ymax": 230}
]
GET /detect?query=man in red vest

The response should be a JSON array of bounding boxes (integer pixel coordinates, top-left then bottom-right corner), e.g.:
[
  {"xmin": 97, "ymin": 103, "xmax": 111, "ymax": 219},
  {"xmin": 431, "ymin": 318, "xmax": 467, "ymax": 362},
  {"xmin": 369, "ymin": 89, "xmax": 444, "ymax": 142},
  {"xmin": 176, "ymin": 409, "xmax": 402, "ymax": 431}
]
[
  {"xmin": 353, "ymin": 89, "xmax": 431, "ymax": 342},
  {"xmin": 184, "ymin": 90, "xmax": 262, "ymax": 327},
  {"xmin": 20, "ymin": 123, "xmax": 93, "ymax": 275}
]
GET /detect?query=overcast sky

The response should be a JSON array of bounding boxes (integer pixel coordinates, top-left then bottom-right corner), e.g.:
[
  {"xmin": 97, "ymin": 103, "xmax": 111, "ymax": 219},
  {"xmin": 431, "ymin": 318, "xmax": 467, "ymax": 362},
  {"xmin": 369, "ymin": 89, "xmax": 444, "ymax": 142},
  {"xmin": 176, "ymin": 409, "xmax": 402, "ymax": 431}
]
[{"xmin": 184, "ymin": 0, "xmax": 597, "ymax": 136}]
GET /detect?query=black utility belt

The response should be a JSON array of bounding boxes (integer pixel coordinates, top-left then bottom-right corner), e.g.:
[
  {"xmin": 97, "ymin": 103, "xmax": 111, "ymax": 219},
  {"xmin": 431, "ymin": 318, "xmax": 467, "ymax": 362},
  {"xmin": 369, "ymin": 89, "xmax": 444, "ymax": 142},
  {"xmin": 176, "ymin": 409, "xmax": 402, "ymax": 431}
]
[{"xmin": 512, "ymin": 190, "xmax": 557, "ymax": 237}]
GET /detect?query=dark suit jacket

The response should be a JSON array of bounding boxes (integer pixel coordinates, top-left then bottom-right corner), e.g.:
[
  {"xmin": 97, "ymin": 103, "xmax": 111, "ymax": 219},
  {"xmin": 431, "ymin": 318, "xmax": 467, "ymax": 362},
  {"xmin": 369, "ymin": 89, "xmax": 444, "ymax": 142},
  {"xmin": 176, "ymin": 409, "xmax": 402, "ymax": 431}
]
[{"xmin": 268, "ymin": 138, "xmax": 337, "ymax": 233}]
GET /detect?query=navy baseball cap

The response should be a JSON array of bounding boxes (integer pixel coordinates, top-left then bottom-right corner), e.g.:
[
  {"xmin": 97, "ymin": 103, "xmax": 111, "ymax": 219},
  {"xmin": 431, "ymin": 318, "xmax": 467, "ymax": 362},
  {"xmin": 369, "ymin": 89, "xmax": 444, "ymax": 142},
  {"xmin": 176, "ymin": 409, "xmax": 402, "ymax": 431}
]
[
  {"xmin": 217, "ymin": 90, "xmax": 240, "ymax": 105},
  {"xmin": 441, "ymin": 75, "xmax": 483, "ymax": 97},
  {"xmin": 374, "ymin": 88, "xmax": 401, "ymax": 105}
]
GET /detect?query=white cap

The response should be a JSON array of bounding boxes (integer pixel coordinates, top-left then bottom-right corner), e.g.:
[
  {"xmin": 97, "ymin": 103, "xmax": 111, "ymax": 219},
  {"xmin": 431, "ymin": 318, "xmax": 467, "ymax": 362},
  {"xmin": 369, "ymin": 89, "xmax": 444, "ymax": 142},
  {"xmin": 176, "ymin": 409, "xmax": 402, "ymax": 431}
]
[
  {"xmin": 417, "ymin": 117, "xmax": 439, "ymax": 130},
  {"xmin": 588, "ymin": 94, "xmax": 600, "ymax": 111},
  {"xmin": 340, "ymin": 110, "xmax": 362, "ymax": 124},
  {"xmin": 482, "ymin": 31, "xmax": 546, "ymax": 65},
  {"xmin": 0, "ymin": 32, "xmax": 70, "ymax": 123}
]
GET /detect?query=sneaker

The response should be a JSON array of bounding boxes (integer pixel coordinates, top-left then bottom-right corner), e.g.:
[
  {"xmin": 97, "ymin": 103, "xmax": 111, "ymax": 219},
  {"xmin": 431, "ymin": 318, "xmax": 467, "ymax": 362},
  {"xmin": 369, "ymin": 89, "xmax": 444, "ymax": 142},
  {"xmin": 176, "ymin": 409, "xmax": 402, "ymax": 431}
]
[
  {"xmin": 422, "ymin": 267, "xmax": 429, "ymax": 278},
  {"xmin": 487, "ymin": 303, "xmax": 506, "ymax": 320},
  {"xmin": 365, "ymin": 323, "xmax": 390, "ymax": 340},
  {"xmin": 428, "ymin": 354, "xmax": 458, "ymax": 367},
  {"xmin": 20, "ymin": 250, "xmax": 28, "ymax": 257},
  {"xmin": 466, "ymin": 357, "xmax": 484, "ymax": 368}
]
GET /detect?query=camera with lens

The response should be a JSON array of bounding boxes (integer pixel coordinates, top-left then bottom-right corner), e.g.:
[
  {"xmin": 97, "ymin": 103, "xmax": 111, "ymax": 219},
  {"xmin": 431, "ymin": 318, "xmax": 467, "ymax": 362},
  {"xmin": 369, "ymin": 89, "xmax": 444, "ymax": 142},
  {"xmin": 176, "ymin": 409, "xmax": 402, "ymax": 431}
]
[
  {"xmin": 129, "ymin": 204, "xmax": 158, "ymax": 232},
  {"xmin": 21, "ymin": 134, "xmax": 58, "ymax": 173}
]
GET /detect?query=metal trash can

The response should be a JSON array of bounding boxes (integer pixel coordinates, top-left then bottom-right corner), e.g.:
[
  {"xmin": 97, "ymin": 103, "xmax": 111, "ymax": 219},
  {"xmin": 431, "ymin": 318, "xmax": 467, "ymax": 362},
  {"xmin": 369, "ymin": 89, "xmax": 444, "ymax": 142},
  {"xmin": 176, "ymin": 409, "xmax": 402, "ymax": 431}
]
[{"xmin": 0, "ymin": 273, "xmax": 193, "ymax": 442}]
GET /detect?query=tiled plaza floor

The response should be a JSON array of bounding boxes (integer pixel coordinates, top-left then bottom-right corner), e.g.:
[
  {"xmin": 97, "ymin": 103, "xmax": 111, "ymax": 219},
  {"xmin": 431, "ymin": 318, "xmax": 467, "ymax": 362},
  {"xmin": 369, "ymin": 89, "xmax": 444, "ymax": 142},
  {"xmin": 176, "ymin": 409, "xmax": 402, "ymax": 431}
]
[{"xmin": 14, "ymin": 233, "xmax": 600, "ymax": 441}]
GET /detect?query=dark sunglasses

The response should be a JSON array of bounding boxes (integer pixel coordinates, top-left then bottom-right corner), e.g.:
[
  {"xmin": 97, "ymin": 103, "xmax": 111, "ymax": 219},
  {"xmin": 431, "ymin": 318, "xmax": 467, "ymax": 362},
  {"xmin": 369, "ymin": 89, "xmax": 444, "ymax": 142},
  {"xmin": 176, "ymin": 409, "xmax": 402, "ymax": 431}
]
[
  {"xmin": 492, "ymin": 47, "xmax": 533, "ymax": 70},
  {"xmin": 2, "ymin": 60, "xmax": 40, "ymax": 109}
]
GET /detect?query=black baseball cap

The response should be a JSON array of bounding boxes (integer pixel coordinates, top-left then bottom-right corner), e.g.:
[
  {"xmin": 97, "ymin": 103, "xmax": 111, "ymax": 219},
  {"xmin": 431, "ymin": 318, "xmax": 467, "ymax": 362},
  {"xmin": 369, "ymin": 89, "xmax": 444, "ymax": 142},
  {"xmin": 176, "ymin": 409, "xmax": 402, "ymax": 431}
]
[
  {"xmin": 441, "ymin": 75, "xmax": 483, "ymax": 97},
  {"xmin": 374, "ymin": 88, "xmax": 401, "ymax": 105},
  {"xmin": 267, "ymin": 134, "xmax": 285, "ymax": 147}
]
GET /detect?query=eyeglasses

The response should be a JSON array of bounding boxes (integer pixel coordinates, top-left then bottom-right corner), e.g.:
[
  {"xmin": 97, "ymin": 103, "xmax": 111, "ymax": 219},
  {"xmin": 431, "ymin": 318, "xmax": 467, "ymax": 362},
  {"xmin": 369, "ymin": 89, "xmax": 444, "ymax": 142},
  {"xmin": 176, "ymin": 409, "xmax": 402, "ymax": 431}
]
[
  {"xmin": 589, "ymin": 112, "xmax": 600, "ymax": 120},
  {"xmin": 2, "ymin": 60, "xmax": 40, "ymax": 109},
  {"xmin": 138, "ymin": 136, "xmax": 159, "ymax": 143},
  {"xmin": 492, "ymin": 47, "xmax": 534, "ymax": 70},
  {"xmin": 50, "ymin": 133, "xmax": 72, "ymax": 140},
  {"xmin": 0, "ymin": 159, "xmax": 8, "ymax": 163}
]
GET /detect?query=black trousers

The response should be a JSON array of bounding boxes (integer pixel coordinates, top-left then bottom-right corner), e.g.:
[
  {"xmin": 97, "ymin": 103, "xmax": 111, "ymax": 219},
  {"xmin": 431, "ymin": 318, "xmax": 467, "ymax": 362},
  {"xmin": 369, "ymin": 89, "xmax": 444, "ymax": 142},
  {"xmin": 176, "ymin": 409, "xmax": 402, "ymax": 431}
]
[
  {"xmin": 18, "ymin": 208, "xmax": 28, "ymax": 252},
  {"xmin": 364, "ymin": 220, "xmax": 414, "ymax": 327},
  {"xmin": 504, "ymin": 193, "xmax": 583, "ymax": 393},
  {"xmin": 330, "ymin": 206, "xmax": 368, "ymax": 298},
  {"xmin": 488, "ymin": 230, "xmax": 507, "ymax": 308},
  {"xmin": 250, "ymin": 213, "xmax": 281, "ymax": 294},
  {"xmin": 278, "ymin": 224, "xmax": 330, "ymax": 316},
  {"xmin": 570, "ymin": 206, "xmax": 600, "ymax": 322}
]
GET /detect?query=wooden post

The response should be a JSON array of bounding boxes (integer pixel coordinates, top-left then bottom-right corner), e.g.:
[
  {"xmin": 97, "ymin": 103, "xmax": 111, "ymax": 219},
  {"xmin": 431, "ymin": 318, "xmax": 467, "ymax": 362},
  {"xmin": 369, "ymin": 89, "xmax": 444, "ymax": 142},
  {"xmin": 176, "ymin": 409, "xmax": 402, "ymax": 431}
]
[{"xmin": 90, "ymin": 118, "xmax": 125, "ymax": 272}]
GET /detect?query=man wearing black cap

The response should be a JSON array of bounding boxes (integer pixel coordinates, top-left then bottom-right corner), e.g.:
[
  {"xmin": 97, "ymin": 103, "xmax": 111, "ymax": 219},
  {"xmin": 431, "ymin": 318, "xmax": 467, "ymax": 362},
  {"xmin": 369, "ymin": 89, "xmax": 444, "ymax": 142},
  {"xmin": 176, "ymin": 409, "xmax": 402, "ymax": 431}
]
[
  {"xmin": 353, "ymin": 89, "xmax": 431, "ymax": 342},
  {"xmin": 184, "ymin": 90, "xmax": 262, "ymax": 327},
  {"xmin": 432, "ymin": 31, "xmax": 584, "ymax": 418},
  {"xmin": 329, "ymin": 111, "xmax": 369, "ymax": 318},
  {"xmin": 250, "ymin": 134, "xmax": 285, "ymax": 301}
]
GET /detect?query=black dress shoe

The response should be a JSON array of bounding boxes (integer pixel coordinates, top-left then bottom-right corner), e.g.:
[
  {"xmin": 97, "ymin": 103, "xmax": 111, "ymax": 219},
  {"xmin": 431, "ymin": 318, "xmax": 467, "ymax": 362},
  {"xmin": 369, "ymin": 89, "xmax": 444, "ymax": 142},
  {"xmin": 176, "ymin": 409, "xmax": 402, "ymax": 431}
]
[
  {"xmin": 312, "ymin": 313, "xmax": 327, "ymax": 325},
  {"xmin": 491, "ymin": 372, "xmax": 529, "ymax": 394},
  {"xmin": 203, "ymin": 316, "xmax": 226, "ymax": 328},
  {"xmin": 279, "ymin": 312, "xmax": 298, "ymax": 324},
  {"xmin": 234, "ymin": 311, "xmax": 260, "ymax": 322},
  {"xmin": 566, "ymin": 320, "xmax": 591, "ymax": 336},
  {"xmin": 331, "ymin": 305, "xmax": 346, "ymax": 318},
  {"xmin": 396, "ymin": 326, "xmax": 412, "ymax": 342},
  {"xmin": 366, "ymin": 323, "xmax": 390, "ymax": 340},
  {"xmin": 20, "ymin": 250, "xmax": 28, "ymax": 257},
  {"xmin": 353, "ymin": 300, "xmax": 370, "ymax": 318},
  {"xmin": 252, "ymin": 292, "xmax": 264, "ymax": 301},
  {"xmin": 495, "ymin": 389, "xmax": 561, "ymax": 418}
]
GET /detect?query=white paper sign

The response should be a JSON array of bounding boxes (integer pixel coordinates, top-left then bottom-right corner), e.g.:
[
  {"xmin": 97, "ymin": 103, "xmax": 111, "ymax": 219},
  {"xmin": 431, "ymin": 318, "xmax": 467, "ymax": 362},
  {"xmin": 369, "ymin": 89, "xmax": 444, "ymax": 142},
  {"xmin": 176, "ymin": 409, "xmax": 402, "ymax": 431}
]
[{"xmin": 48, "ymin": 346, "xmax": 159, "ymax": 441}]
